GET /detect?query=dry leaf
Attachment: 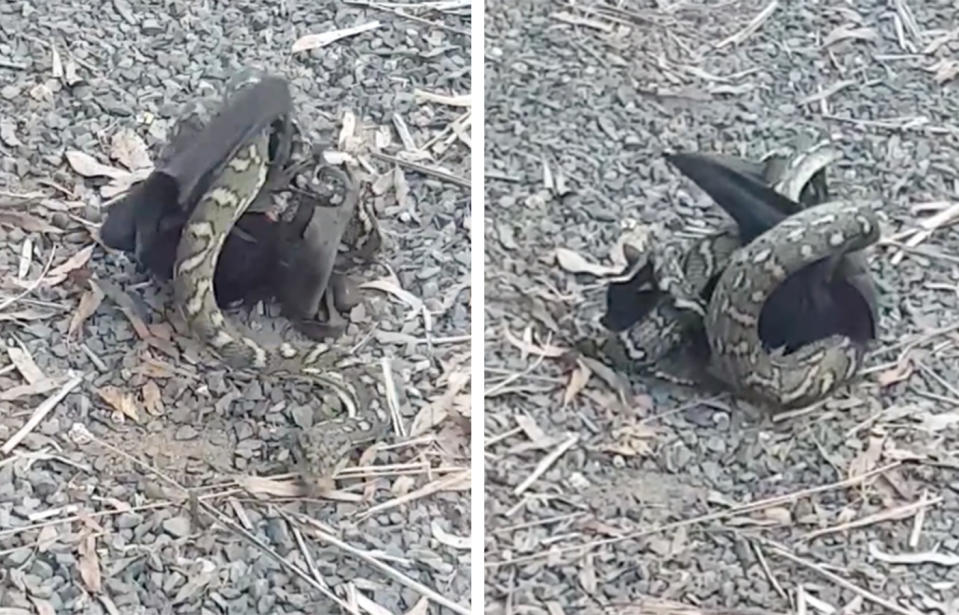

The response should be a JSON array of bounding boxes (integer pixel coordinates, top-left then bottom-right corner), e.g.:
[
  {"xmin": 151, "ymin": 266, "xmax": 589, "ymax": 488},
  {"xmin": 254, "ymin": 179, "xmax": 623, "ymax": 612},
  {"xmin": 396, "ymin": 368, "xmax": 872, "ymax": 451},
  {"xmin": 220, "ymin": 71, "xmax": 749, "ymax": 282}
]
[
  {"xmin": 848, "ymin": 432, "xmax": 884, "ymax": 479},
  {"xmin": 394, "ymin": 165, "xmax": 413, "ymax": 209},
  {"xmin": 359, "ymin": 278, "xmax": 424, "ymax": 312},
  {"xmin": 430, "ymin": 521, "xmax": 470, "ymax": 550},
  {"xmin": 96, "ymin": 386, "xmax": 140, "ymax": 423},
  {"xmin": 291, "ymin": 21, "xmax": 382, "ymax": 53},
  {"xmin": 503, "ymin": 327, "xmax": 568, "ymax": 358},
  {"xmin": 142, "ymin": 380, "xmax": 163, "ymax": 416},
  {"xmin": 405, "ymin": 597, "xmax": 430, "ymax": 615},
  {"xmin": 763, "ymin": 507, "xmax": 793, "ymax": 525},
  {"xmin": 562, "ymin": 361, "xmax": 591, "ymax": 407},
  {"xmin": 36, "ymin": 525, "xmax": 59, "ymax": 552},
  {"xmin": 29, "ymin": 598, "xmax": 55, "ymax": 615},
  {"xmin": 63, "ymin": 58, "xmax": 81, "ymax": 86},
  {"xmin": 555, "ymin": 247, "xmax": 620, "ymax": 277},
  {"xmin": 110, "ymin": 128, "xmax": 153, "ymax": 172},
  {"xmin": 77, "ymin": 533, "xmax": 101, "ymax": 593},
  {"xmin": 64, "ymin": 150, "xmax": 128, "ymax": 179},
  {"xmin": 391, "ymin": 475, "xmax": 416, "ymax": 497},
  {"xmin": 50, "ymin": 44, "xmax": 62, "ymax": 78},
  {"xmin": 68, "ymin": 282, "xmax": 104, "ymax": 337},
  {"xmin": 0, "ymin": 119, "xmax": 22, "ymax": 147},
  {"xmin": 0, "ymin": 211, "xmax": 62, "ymax": 234},
  {"xmin": 0, "ymin": 376, "xmax": 64, "ymax": 402},
  {"xmin": 877, "ymin": 355, "xmax": 914, "ymax": 387},
  {"xmin": 6, "ymin": 346, "xmax": 44, "ymax": 384},
  {"xmin": 44, "ymin": 244, "xmax": 94, "ymax": 286}
]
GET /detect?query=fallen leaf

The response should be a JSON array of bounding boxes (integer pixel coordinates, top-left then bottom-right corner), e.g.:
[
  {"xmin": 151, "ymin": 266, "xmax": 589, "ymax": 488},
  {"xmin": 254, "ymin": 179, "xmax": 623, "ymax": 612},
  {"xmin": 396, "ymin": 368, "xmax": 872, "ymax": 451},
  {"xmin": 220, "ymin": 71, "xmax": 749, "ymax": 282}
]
[
  {"xmin": 291, "ymin": 21, "xmax": 382, "ymax": 53},
  {"xmin": 391, "ymin": 475, "xmax": 415, "ymax": 497},
  {"xmin": 0, "ymin": 211, "xmax": 62, "ymax": 233},
  {"xmin": 142, "ymin": 380, "xmax": 163, "ymax": 416},
  {"xmin": 29, "ymin": 598, "xmax": 54, "ymax": 615},
  {"xmin": 44, "ymin": 245, "xmax": 95, "ymax": 286},
  {"xmin": 877, "ymin": 357, "xmax": 914, "ymax": 387},
  {"xmin": 64, "ymin": 150, "xmax": 128, "ymax": 179},
  {"xmin": 96, "ymin": 386, "xmax": 140, "ymax": 423},
  {"xmin": 430, "ymin": 521, "xmax": 470, "ymax": 550},
  {"xmin": 555, "ymin": 247, "xmax": 620, "ymax": 277},
  {"xmin": 50, "ymin": 43, "xmax": 62, "ymax": 78},
  {"xmin": 562, "ymin": 360, "xmax": 591, "ymax": 407},
  {"xmin": 503, "ymin": 326, "xmax": 568, "ymax": 358},
  {"xmin": 36, "ymin": 525, "xmax": 59, "ymax": 552},
  {"xmin": 77, "ymin": 533, "xmax": 101, "ymax": 593},
  {"xmin": 63, "ymin": 58, "xmax": 81, "ymax": 86},
  {"xmin": 6, "ymin": 346, "xmax": 44, "ymax": 384},
  {"xmin": 848, "ymin": 432, "xmax": 884, "ymax": 479},
  {"xmin": 763, "ymin": 507, "xmax": 793, "ymax": 525},
  {"xmin": 18, "ymin": 237, "xmax": 33, "ymax": 278},
  {"xmin": 394, "ymin": 165, "xmax": 413, "ymax": 209},
  {"xmin": 110, "ymin": 128, "xmax": 153, "ymax": 172},
  {"xmin": 68, "ymin": 281, "xmax": 105, "ymax": 337},
  {"xmin": 0, "ymin": 376, "xmax": 64, "ymax": 402},
  {"xmin": 359, "ymin": 278, "xmax": 424, "ymax": 312},
  {"xmin": 0, "ymin": 119, "xmax": 22, "ymax": 147}
]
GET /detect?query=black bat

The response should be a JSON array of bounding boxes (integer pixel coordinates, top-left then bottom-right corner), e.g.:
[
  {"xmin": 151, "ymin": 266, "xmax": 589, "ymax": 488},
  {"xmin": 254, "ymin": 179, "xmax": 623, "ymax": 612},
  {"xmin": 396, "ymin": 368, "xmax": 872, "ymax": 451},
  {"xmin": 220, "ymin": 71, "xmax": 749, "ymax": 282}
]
[
  {"xmin": 99, "ymin": 76, "xmax": 294, "ymax": 305},
  {"xmin": 664, "ymin": 152, "xmax": 877, "ymax": 353}
]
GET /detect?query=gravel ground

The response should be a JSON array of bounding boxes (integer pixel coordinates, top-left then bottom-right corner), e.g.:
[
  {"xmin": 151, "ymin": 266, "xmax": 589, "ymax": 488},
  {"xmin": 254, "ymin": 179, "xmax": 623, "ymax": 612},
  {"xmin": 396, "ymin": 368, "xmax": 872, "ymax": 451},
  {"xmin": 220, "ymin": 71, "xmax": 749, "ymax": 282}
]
[
  {"xmin": 0, "ymin": 1, "xmax": 471, "ymax": 614},
  {"xmin": 485, "ymin": 1, "xmax": 959, "ymax": 613}
]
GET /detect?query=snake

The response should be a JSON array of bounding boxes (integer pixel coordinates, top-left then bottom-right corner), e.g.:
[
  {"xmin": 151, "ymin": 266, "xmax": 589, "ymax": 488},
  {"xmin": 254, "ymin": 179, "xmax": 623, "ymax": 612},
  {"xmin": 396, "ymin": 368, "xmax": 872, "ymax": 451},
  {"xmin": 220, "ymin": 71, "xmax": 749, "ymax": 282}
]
[
  {"xmin": 606, "ymin": 141, "xmax": 842, "ymax": 365},
  {"xmin": 167, "ymin": 72, "xmax": 388, "ymax": 489},
  {"xmin": 601, "ymin": 141, "xmax": 880, "ymax": 409},
  {"xmin": 705, "ymin": 199, "xmax": 879, "ymax": 408}
]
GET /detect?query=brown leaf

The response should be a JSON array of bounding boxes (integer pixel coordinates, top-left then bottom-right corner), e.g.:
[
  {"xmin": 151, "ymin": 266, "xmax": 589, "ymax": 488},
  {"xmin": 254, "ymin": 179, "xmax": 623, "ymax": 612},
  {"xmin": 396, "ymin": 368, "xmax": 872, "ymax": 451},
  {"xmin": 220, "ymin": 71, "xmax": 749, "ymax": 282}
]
[
  {"xmin": 0, "ymin": 376, "xmax": 64, "ymax": 402},
  {"xmin": 849, "ymin": 432, "xmax": 885, "ymax": 479},
  {"xmin": 45, "ymin": 245, "xmax": 95, "ymax": 286},
  {"xmin": 68, "ymin": 282, "xmax": 104, "ymax": 338},
  {"xmin": 36, "ymin": 525, "xmax": 59, "ymax": 552},
  {"xmin": 142, "ymin": 380, "xmax": 164, "ymax": 416},
  {"xmin": 0, "ymin": 211, "xmax": 62, "ymax": 234},
  {"xmin": 96, "ymin": 386, "xmax": 140, "ymax": 423},
  {"xmin": 77, "ymin": 533, "xmax": 101, "ymax": 593},
  {"xmin": 877, "ymin": 361, "xmax": 913, "ymax": 386},
  {"xmin": 562, "ymin": 360, "xmax": 591, "ymax": 407},
  {"xmin": 110, "ymin": 128, "xmax": 153, "ymax": 172},
  {"xmin": 64, "ymin": 150, "xmax": 128, "ymax": 179}
]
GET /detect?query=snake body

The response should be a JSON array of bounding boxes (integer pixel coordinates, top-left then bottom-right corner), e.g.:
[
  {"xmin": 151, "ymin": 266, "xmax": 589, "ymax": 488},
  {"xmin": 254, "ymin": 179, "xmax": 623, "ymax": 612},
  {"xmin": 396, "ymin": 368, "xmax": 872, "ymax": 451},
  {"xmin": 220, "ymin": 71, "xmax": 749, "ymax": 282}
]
[
  {"xmin": 705, "ymin": 200, "xmax": 879, "ymax": 408},
  {"xmin": 604, "ymin": 142, "xmax": 880, "ymax": 409},
  {"xmin": 610, "ymin": 143, "xmax": 841, "ymax": 365},
  {"xmin": 165, "ymin": 74, "xmax": 387, "ymax": 486}
]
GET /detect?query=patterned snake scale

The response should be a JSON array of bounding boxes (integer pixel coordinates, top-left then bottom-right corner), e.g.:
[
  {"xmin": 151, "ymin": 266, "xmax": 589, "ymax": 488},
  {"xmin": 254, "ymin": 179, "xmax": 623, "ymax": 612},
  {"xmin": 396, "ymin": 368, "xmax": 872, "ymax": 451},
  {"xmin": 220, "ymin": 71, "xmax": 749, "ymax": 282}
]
[
  {"xmin": 170, "ymin": 77, "xmax": 388, "ymax": 488},
  {"xmin": 614, "ymin": 142, "xmax": 840, "ymax": 365},
  {"xmin": 705, "ymin": 200, "xmax": 879, "ymax": 409},
  {"xmin": 609, "ymin": 142, "xmax": 880, "ymax": 409}
]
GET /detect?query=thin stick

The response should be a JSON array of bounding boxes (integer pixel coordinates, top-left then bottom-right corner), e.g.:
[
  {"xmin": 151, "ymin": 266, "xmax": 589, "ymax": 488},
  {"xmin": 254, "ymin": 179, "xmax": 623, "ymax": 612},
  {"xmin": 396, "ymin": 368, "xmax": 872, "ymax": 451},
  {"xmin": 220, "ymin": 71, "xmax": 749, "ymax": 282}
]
[
  {"xmin": 298, "ymin": 515, "xmax": 471, "ymax": 615},
  {"xmin": 762, "ymin": 539, "xmax": 924, "ymax": 615},
  {"xmin": 371, "ymin": 151, "xmax": 470, "ymax": 188},
  {"xmin": 486, "ymin": 462, "xmax": 902, "ymax": 568},
  {"xmin": 513, "ymin": 434, "xmax": 579, "ymax": 495},
  {"xmin": 1, "ymin": 374, "xmax": 82, "ymax": 455}
]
